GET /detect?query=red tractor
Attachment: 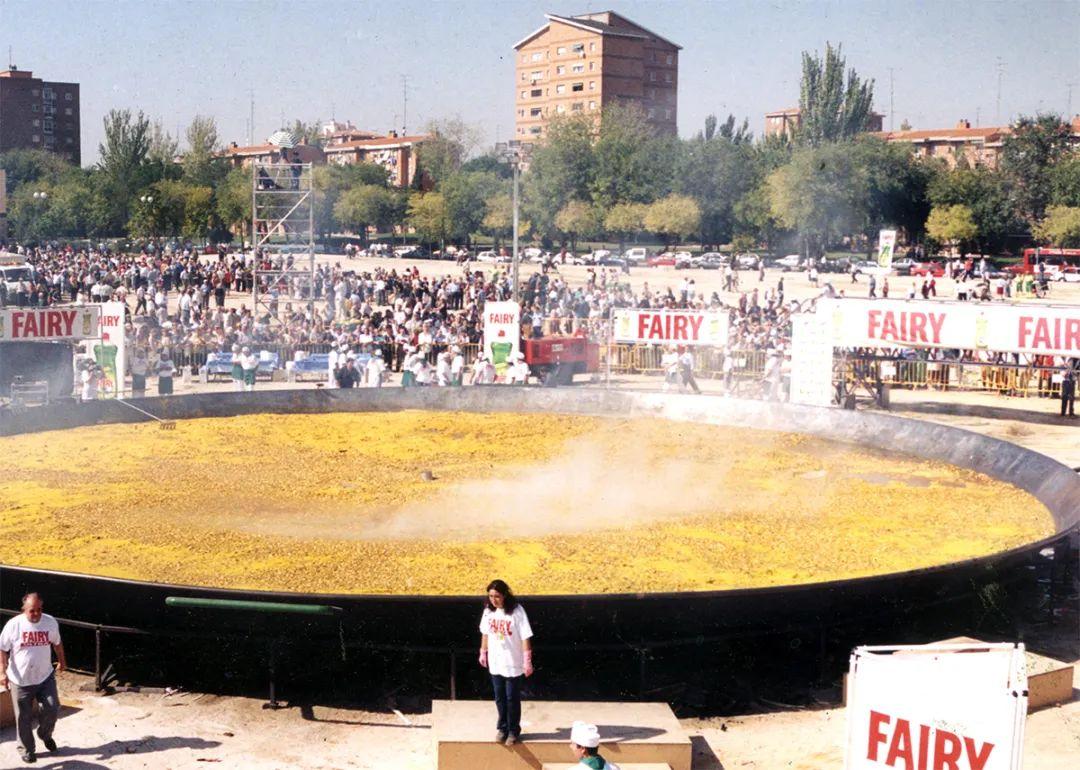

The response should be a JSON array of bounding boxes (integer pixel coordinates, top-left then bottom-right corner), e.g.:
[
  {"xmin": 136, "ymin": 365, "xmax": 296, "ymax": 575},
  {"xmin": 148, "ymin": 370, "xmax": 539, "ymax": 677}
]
[{"xmin": 522, "ymin": 335, "xmax": 600, "ymax": 386}]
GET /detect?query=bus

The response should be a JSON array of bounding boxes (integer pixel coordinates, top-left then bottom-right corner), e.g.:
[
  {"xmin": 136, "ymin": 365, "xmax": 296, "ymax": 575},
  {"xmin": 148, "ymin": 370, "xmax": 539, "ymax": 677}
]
[{"xmin": 1007, "ymin": 247, "xmax": 1080, "ymax": 281}]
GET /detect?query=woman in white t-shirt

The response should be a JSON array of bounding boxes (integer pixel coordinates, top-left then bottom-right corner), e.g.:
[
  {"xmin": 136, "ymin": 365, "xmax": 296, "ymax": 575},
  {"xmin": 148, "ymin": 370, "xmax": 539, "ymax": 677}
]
[{"xmin": 478, "ymin": 579, "xmax": 533, "ymax": 745}]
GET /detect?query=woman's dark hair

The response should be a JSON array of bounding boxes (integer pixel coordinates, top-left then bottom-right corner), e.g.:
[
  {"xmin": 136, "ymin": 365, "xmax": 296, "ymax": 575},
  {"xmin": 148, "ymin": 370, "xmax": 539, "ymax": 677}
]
[{"xmin": 485, "ymin": 579, "xmax": 517, "ymax": 612}]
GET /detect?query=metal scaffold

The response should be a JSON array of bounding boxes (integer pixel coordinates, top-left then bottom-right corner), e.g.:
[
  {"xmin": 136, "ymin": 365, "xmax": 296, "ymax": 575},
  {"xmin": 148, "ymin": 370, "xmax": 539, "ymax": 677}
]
[{"xmin": 251, "ymin": 160, "xmax": 315, "ymax": 323}]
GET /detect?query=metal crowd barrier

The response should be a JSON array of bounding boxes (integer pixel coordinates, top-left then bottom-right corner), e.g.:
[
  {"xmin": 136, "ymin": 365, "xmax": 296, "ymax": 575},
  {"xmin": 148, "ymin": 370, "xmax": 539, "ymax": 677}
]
[{"xmin": 843, "ymin": 356, "xmax": 1067, "ymax": 399}]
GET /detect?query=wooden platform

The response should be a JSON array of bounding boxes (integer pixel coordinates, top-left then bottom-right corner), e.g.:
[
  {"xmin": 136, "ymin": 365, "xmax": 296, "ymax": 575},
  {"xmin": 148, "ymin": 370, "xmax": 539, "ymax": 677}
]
[{"xmin": 432, "ymin": 700, "xmax": 691, "ymax": 770}]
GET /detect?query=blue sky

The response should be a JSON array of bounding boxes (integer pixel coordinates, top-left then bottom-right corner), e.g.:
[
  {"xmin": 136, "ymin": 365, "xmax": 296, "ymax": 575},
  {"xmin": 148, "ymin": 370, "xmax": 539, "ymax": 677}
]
[{"xmin": 1, "ymin": 0, "xmax": 1078, "ymax": 165}]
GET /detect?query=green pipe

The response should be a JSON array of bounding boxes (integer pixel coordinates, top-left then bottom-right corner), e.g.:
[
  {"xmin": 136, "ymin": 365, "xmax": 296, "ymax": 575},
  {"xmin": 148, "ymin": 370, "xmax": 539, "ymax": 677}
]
[{"xmin": 165, "ymin": 597, "xmax": 341, "ymax": 616}]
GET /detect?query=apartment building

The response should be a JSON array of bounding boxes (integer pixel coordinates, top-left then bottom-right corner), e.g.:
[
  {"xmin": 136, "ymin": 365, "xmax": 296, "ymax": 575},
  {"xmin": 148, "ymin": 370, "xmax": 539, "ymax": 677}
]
[
  {"xmin": 323, "ymin": 132, "xmax": 428, "ymax": 188},
  {"xmin": 221, "ymin": 142, "xmax": 326, "ymax": 169},
  {"xmin": 764, "ymin": 107, "xmax": 884, "ymax": 140},
  {"xmin": 0, "ymin": 67, "xmax": 80, "ymax": 165},
  {"xmin": 513, "ymin": 11, "xmax": 680, "ymax": 139}
]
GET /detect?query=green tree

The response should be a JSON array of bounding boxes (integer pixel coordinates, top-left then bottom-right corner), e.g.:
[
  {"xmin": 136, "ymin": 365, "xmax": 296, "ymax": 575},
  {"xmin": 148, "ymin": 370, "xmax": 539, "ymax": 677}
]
[
  {"xmin": 797, "ymin": 42, "xmax": 876, "ymax": 147},
  {"xmin": 1000, "ymin": 113, "xmax": 1074, "ymax": 223},
  {"xmin": 847, "ymin": 137, "xmax": 933, "ymax": 248},
  {"xmin": 523, "ymin": 114, "xmax": 594, "ymax": 238},
  {"xmin": 734, "ymin": 183, "xmax": 785, "ymax": 254},
  {"xmin": 604, "ymin": 202, "xmax": 647, "ymax": 251},
  {"xmin": 1034, "ymin": 205, "xmax": 1080, "ymax": 247},
  {"xmin": 97, "ymin": 109, "xmax": 152, "ymax": 233},
  {"xmin": 182, "ymin": 115, "xmax": 222, "ymax": 188},
  {"xmin": 416, "ymin": 117, "xmax": 482, "ymax": 188},
  {"xmin": 312, "ymin": 162, "xmax": 390, "ymax": 236},
  {"xmin": 928, "ymin": 163, "xmax": 1018, "ymax": 253},
  {"xmin": 1049, "ymin": 154, "xmax": 1080, "ymax": 207},
  {"xmin": 289, "ymin": 119, "xmax": 325, "ymax": 148},
  {"xmin": 0, "ymin": 149, "xmax": 71, "ymax": 193},
  {"xmin": 767, "ymin": 143, "xmax": 859, "ymax": 259},
  {"xmin": 590, "ymin": 103, "xmax": 678, "ymax": 208},
  {"xmin": 441, "ymin": 170, "xmax": 500, "ymax": 243},
  {"xmin": 925, "ymin": 204, "xmax": 978, "ymax": 252},
  {"xmin": 676, "ymin": 133, "xmax": 756, "ymax": 247},
  {"xmin": 644, "ymin": 194, "xmax": 701, "ymax": 247},
  {"xmin": 555, "ymin": 199, "xmax": 601, "ymax": 252},
  {"xmin": 334, "ymin": 185, "xmax": 402, "ymax": 242},
  {"xmin": 216, "ymin": 167, "xmax": 252, "ymax": 246},
  {"xmin": 407, "ymin": 192, "xmax": 452, "ymax": 248}
]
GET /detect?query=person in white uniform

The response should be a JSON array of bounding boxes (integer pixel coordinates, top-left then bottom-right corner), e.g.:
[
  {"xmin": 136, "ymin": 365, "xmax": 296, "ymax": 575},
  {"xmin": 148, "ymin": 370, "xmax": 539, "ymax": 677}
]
[
  {"xmin": 570, "ymin": 721, "xmax": 621, "ymax": 770},
  {"xmin": 1, "ymin": 593, "xmax": 66, "ymax": 764},
  {"xmin": 365, "ymin": 348, "xmax": 386, "ymax": 388},
  {"xmin": 240, "ymin": 346, "xmax": 259, "ymax": 392},
  {"xmin": 478, "ymin": 579, "xmax": 533, "ymax": 745}
]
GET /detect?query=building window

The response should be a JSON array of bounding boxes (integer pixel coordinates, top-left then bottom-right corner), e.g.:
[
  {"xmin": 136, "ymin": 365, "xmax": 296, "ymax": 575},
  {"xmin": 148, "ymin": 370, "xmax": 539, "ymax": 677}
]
[
  {"xmin": 32, "ymin": 88, "xmax": 39, "ymax": 96},
  {"xmin": 572, "ymin": 43, "xmax": 584, "ymax": 53},
  {"xmin": 64, "ymin": 107, "xmax": 72, "ymax": 116},
  {"xmin": 652, "ymin": 52, "xmax": 658, "ymax": 62},
  {"xmin": 589, "ymin": 61, "xmax": 595, "ymax": 71},
  {"xmin": 666, "ymin": 54, "xmax": 673, "ymax": 65},
  {"xmin": 648, "ymin": 88, "xmax": 656, "ymax": 99},
  {"xmin": 32, "ymin": 103, "xmax": 39, "ymax": 112},
  {"xmin": 521, "ymin": 72, "xmax": 527, "ymax": 81},
  {"xmin": 65, "ymin": 92, "xmax": 73, "ymax": 101},
  {"xmin": 556, "ymin": 65, "xmax": 565, "ymax": 75},
  {"xmin": 572, "ymin": 82, "xmax": 584, "ymax": 92},
  {"xmin": 32, "ymin": 134, "xmax": 40, "ymax": 143},
  {"xmin": 589, "ymin": 42, "xmax": 596, "ymax": 51},
  {"xmin": 530, "ymin": 70, "xmax": 542, "ymax": 80},
  {"xmin": 529, "ymin": 126, "xmax": 542, "ymax": 135},
  {"xmin": 556, "ymin": 104, "xmax": 565, "ymax": 113},
  {"xmin": 66, "ymin": 137, "xmax": 73, "ymax": 144},
  {"xmin": 649, "ymin": 71, "xmax": 656, "ymax": 82},
  {"xmin": 531, "ymin": 52, "xmax": 543, "ymax": 61},
  {"xmin": 32, "ymin": 119, "xmax": 40, "ymax": 127},
  {"xmin": 648, "ymin": 108, "xmax": 656, "ymax": 118},
  {"xmin": 589, "ymin": 80, "xmax": 596, "ymax": 90},
  {"xmin": 556, "ymin": 46, "xmax": 566, "ymax": 55},
  {"xmin": 530, "ymin": 88, "xmax": 542, "ymax": 97},
  {"xmin": 665, "ymin": 72, "xmax": 672, "ymax": 83},
  {"xmin": 589, "ymin": 101, "xmax": 597, "ymax": 110},
  {"xmin": 530, "ymin": 107, "xmax": 542, "ymax": 117},
  {"xmin": 571, "ymin": 102, "xmax": 584, "ymax": 112},
  {"xmin": 665, "ymin": 109, "xmax": 672, "ymax": 120},
  {"xmin": 556, "ymin": 84, "xmax": 565, "ymax": 94},
  {"xmin": 571, "ymin": 63, "xmax": 584, "ymax": 73},
  {"xmin": 518, "ymin": 109, "xmax": 524, "ymax": 117}
]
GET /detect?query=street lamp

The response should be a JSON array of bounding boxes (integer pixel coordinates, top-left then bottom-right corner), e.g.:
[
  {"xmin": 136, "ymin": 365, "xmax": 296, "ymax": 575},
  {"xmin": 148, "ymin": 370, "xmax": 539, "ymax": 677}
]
[
  {"xmin": 32, "ymin": 191, "xmax": 48, "ymax": 201},
  {"xmin": 30, "ymin": 192, "xmax": 48, "ymax": 241},
  {"xmin": 140, "ymin": 195, "xmax": 154, "ymax": 240},
  {"xmin": 494, "ymin": 140, "xmax": 533, "ymax": 304}
]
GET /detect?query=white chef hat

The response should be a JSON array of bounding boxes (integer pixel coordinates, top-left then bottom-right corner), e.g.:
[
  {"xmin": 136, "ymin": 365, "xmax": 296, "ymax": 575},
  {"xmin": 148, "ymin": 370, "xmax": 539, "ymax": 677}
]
[{"xmin": 570, "ymin": 721, "xmax": 600, "ymax": 748}]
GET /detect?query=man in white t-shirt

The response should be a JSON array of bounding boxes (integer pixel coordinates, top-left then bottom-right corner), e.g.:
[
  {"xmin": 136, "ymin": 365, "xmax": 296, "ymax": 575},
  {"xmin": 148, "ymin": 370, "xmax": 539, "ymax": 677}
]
[{"xmin": 0, "ymin": 593, "xmax": 66, "ymax": 764}]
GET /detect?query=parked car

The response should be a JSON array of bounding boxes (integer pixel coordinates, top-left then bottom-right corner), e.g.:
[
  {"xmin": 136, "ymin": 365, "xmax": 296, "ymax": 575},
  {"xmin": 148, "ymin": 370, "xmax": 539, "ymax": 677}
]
[
  {"xmin": 774, "ymin": 254, "xmax": 804, "ymax": 271},
  {"xmin": 910, "ymin": 261, "xmax": 945, "ymax": 277},
  {"xmin": 475, "ymin": 250, "xmax": 500, "ymax": 263},
  {"xmin": 597, "ymin": 255, "xmax": 628, "ymax": 267},
  {"xmin": 699, "ymin": 252, "xmax": 726, "ymax": 270},
  {"xmin": 734, "ymin": 252, "xmax": 761, "ymax": 269},
  {"xmin": 890, "ymin": 257, "xmax": 916, "ymax": 275},
  {"xmin": 622, "ymin": 247, "xmax": 652, "ymax": 264},
  {"xmin": 1056, "ymin": 266, "xmax": 1080, "ymax": 283},
  {"xmin": 522, "ymin": 247, "xmax": 547, "ymax": 262},
  {"xmin": 646, "ymin": 253, "xmax": 677, "ymax": 267}
]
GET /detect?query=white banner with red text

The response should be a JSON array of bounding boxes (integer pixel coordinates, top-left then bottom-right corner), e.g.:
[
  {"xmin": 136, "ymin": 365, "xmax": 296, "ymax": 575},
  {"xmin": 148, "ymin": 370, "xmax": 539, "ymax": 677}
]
[
  {"xmin": 0, "ymin": 305, "xmax": 101, "ymax": 342},
  {"xmin": 614, "ymin": 308, "xmax": 730, "ymax": 346},
  {"xmin": 819, "ymin": 298, "xmax": 1080, "ymax": 357},
  {"xmin": 845, "ymin": 643, "xmax": 1026, "ymax": 770},
  {"xmin": 483, "ymin": 300, "xmax": 520, "ymax": 374},
  {"xmin": 94, "ymin": 302, "xmax": 127, "ymax": 397}
]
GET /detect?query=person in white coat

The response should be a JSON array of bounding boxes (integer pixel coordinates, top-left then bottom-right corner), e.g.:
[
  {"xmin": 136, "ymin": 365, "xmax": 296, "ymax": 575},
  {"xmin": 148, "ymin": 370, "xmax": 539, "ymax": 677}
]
[
  {"xmin": 569, "ymin": 721, "xmax": 620, "ymax": 770},
  {"xmin": 365, "ymin": 348, "xmax": 386, "ymax": 388},
  {"xmin": 240, "ymin": 346, "xmax": 259, "ymax": 392},
  {"xmin": 436, "ymin": 351, "xmax": 452, "ymax": 386},
  {"xmin": 508, "ymin": 352, "xmax": 530, "ymax": 384},
  {"xmin": 660, "ymin": 346, "xmax": 679, "ymax": 392},
  {"xmin": 450, "ymin": 345, "xmax": 465, "ymax": 386}
]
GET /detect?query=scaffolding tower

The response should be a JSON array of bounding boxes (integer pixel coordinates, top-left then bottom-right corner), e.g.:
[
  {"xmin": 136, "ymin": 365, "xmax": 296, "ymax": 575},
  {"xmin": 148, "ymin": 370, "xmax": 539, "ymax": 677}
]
[{"xmin": 251, "ymin": 161, "xmax": 315, "ymax": 324}]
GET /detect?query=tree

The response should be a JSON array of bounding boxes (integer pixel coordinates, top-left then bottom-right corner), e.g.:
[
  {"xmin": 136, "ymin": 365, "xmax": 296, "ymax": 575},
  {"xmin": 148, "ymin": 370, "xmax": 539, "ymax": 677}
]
[
  {"xmin": 0, "ymin": 149, "xmax": 71, "ymax": 193},
  {"xmin": 182, "ymin": 115, "xmax": 222, "ymax": 188},
  {"xmin": 1050, "ymin": 155, "xmax": 1080, "ymax": 207},
  {"xmin": 97, "ymin": 109, "xmax": 152, "ymax": 233},
  {"xmin": 847, "ymin": 137, "xmax": 932, "ymax": 247},
  {"xmin": 441, "ymin": 170, "xmax": 499, "ymax": 243},
  {"xmin": 416, "ymin": 117, "xmax": 482, "ymax": 188},
  {"xmin": 1034, "ymin": 205, "xmax": 1080, "ymax": 247},
  {"xmin": 928, "ymin": 163, "xmax": 1019, "ymax": 253},
  {"xmin": 716, "ymin": 113, "xmax": 753, "ymax": 144},
  {"xmin": 1000, "ymin": 113, "xmax": 1074, "ymax": 223},
  {"xmin": 481, "ymin": 193, "xmax": 514, "ymax": 247},
  {"xmin": 644, "ymin": 195, "xmax": 701, "ymax": 247},
  {"xmin": 216, "ymin": 167, "xmax": 252, "ymax": 246},
  {"xmin": 677, "ymin": 133, "xmax": 756, "ymax": 247},
  {"xmin": 590, "ymin": 103, "xmax": 678, "ymax": 208},
  {"xmin": 555, "ymin": 199, "xmax": 601, "ymax": 252},
  {"xmin": 797, "ymin": 43, "xmax": 875, "ymax": 147},
  {"xmin": 334, "ymin": 185, "xmax": 402, "ymax": 242},
  {"xmin": 926, "ymin": 204, "xmax": 978, "ymax": 252},
  {"xmin": 604, "ymin": 202, "xmax": 647, "ymax": 251},
  {"xmin": 312, "ymin": 162, "xmax": 390, "ymax": 236},
  {"xmin": 408, "ymin": 192, "xmax": 452, "ymax": 249},
  {"xmin": 146, "ymin": 121, "xmax": 182, "ymax": 184},
  {"xmin": 734, "ymin": 183, "xmax": 785, "ymax": 254},
  {"xmin": 523, "ymin": 114, "xmax": 595, "ymax": 238},
  {"xmin": 289, "ymin": 119, "xmax": 325, "ymax": 148}
]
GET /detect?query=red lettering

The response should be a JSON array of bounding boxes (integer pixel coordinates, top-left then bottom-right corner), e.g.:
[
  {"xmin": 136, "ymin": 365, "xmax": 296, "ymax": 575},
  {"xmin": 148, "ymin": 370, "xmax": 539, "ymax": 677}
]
[
  {"xmin": 1018, "ymin": 316, "xmax": 1033, "ymax": 349},
  {"xmin": 60, "ymin": 310, "xmax": 77, "ymax": 337},
  {"xmin": 886, "ymin": 717, "xmax": 914, "ymax": 768},
  {"xmin": 932, "ymin": 729, "xmax": 962, "ymax": 770},
  {"xmin": 1031, "ymin": 318, "xmax": 1052, "ymax": 350},
  {"xmin": 648, "ymin": 315, "xmax": 663, "ymax": 339},
  {"xmin": 927, "ymin": 313, "xmax": 945, "ymax": 345},
  {"xmin": 964, "ymin": 737, "xmax": 994, "ymax": 770},
  {"xmin": 687, "ymin": 314, "xmax": 704, "ymax": 340},
  {"xmin": 1067, "ymin": 319, "xmax": 1080, "ymax": 352},
  {"xmin": 917, "ymin": 724, "xmax": 930, "ymax": 770},
  {"xmin": 868, "ymin": 309, "xmax": 883, "ymax": 340},
  {"xmin": 867, "ymin": 710, "xmax": 890, "ymax": 761},
  {"xmin": 24, "ymin": 312, "xmax": 39, "ymax": 338},
  {"xmin": 12, "ymin": 312, "xmax": 25, "ymax": 338},
  {"xmin": 673, "ymin": 314, "xmax": 688, "ymax": 339},
  {"xmin": 48, "ymin": 312, "xmax": 62, "ymax": 337},
  {"xmin": 909, "ymin": 314, "xmax": 928, "ymax": 344},
  {"xmin": 637, "ymin": 313, "xmax": 650, "ymax": 340},
  {"xmin": 882, "ymin": 312, "xmax": 899, "ymax": 341}
]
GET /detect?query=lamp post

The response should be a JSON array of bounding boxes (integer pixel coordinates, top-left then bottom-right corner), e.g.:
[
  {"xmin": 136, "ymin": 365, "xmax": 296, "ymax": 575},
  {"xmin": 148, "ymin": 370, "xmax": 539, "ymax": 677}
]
[
  {"xmin": 31, "ymin": 191, "xmax": 48, "ymax": 241},
  {"xmin": 494, "ymin": 140, "xmax": 533, "ymax": 303},
  {"xmin": 139, "ymin": 195, "xmax": 154, "ymax": 241}
]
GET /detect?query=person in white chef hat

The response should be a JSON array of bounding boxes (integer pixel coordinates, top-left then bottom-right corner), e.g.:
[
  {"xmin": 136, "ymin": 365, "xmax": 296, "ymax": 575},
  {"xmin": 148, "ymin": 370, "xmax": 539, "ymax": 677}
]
[{"xmin": 569, "ymin": 720, "xmax": 620, "ymax": 770}]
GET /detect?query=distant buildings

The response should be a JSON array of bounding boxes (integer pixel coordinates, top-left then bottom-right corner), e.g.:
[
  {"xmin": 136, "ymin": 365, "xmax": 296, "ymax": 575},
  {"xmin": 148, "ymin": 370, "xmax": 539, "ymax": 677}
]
[
  {"xmin": 0, "ymin": 67, "xmax": 80, "ymax": 165},
  {"xmin": 764, "ymin": 107, "xmax": 884, "ymax": 140},
  {"xmin": 880, "ymin": 116, "xmax": 1080, "ymax": 169},
  {"xmin": 513, "ymin": 10, "xmax": 680, "ymax": 140}
]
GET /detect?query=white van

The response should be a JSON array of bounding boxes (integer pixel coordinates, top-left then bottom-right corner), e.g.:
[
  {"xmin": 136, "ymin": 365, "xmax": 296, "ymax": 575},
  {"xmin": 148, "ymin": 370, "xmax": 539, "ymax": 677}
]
[
  {"xmin": 622, "ymin": 247, "xmax": 652, "ymax": 264},
  {"xmin": 0, "ymin": 263, "xmax": 33, "ymax": 297}
]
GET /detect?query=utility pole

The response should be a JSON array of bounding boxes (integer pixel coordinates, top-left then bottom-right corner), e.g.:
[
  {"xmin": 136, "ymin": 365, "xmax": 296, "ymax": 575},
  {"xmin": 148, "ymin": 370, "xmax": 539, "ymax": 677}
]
[
  {"xmin": 975, "ymin": 107, "xmax": 981, "ymax": 128},
  {"xmin": 888, "ymin": 68, "xmax": 894, "ymax": 132},
  {"xmin": 249, "ymin": 90, "xmax": 255, "ymax": 145},
  {"xmin": 401, "ymin": 75, "xmax": 409, "ymax": 135},
  {"xmin": 995, "ymin": 57, "xmax": 1005, "ymax": 125},
  {"xmin": 1067, "ymin": 83, "xmax": 1076, "ymax": 121}
]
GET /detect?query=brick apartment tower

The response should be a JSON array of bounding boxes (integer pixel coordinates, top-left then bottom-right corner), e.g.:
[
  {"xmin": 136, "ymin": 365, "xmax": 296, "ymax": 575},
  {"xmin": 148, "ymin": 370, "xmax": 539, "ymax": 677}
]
[
  {"xmin": 0, "ymin": 67, "xmax": 81, "ymax": 165},
  {"xmin": 513, "ymin": 11, "xmax": 680, "ymax": 140}
]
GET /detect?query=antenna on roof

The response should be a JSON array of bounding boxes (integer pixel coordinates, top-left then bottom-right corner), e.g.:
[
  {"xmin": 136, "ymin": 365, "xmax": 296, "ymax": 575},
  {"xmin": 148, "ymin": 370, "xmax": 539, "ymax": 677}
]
[
  {"xmin": 995, "ymin": 57, "xmax": 1005, "ymax": 125},
  {"xmin": 7, "ymin": 46, "xmax": 12, "ymax": 69},
  {"xmin": 401, "ymin": 74, "xmax": 409, "ymax": 136}
]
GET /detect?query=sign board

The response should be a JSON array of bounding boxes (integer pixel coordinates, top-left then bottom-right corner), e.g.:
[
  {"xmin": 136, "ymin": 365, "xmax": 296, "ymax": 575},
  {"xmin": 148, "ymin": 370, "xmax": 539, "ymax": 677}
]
[
  {"xmin": 820, "ymin": 298, "xmax": 1080, "ymax": 358},
  {"xmin": 877, "ymin": 229, "xmax": 897, "ymax": 270},
  {"xmin": 0, "ymin": 306, "xmax": 101, "ymax": 342},
  {"xmin": 614, "ymin": 308, "xmax": 729, "ymax": 346},
  {"xmin": 483, "ymin": 300, "xmax": 520, "ymax": 375},
  {"xmin": 95, "ymin": 302, "xmax": 127, "ymax": 397},
  {"xmin": 845, "ymin": 643, "xmax": 1027, "ymax": 770},
  {"xmin": 790, "ymin": 313, "xmax": 835, "ymax": 407}
]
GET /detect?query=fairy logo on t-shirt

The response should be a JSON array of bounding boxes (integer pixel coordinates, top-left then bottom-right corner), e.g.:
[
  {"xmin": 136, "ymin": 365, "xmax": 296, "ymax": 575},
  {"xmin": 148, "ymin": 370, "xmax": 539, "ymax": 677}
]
[{"xmin": 488, "ymin": 617, "xmax": 513, "ymax": 641}]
